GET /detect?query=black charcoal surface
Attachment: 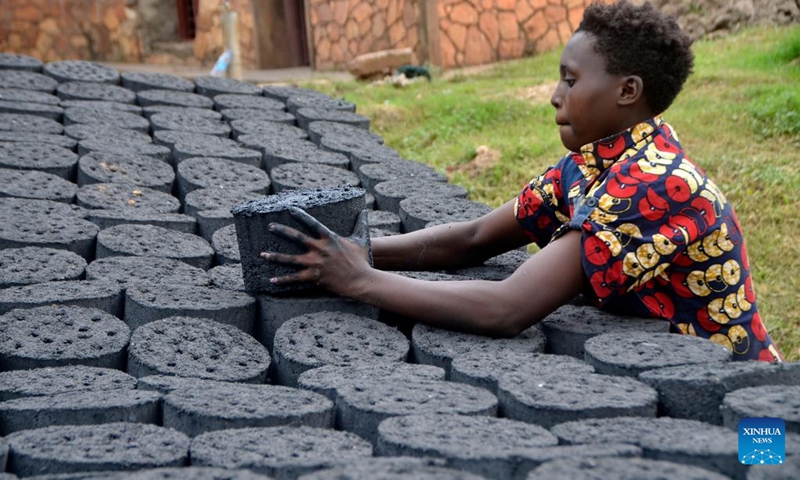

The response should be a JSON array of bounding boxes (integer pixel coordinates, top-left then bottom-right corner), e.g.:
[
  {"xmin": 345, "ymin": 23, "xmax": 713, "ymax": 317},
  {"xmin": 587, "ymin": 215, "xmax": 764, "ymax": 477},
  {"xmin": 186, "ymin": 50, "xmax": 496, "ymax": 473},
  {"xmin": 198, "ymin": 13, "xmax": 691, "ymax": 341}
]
[
  {"xmin": 0, "ymin": 99, "xmax": 63, "ymax": 121},
  {"xmin": 124, "ymin": 283, "xmax": 255, "ymax": 333},
  {"xmin": 498, "ymin": 372, "xmax": 658, "ymax": 428},
  {"xmin": 5, "ymin": 423, "xmax": 189, "ymax": 477},
  {"xmin": 411, "ymin": 323, "xmax": 546, "ymax": 376},
  {"xmin": 43, "ymin": 60, "xmax": 120, "ymax": 84},
  {"xmin": 56, "ymin": 82, "xmax": 136, "ymax": 104},
  {"xmin": 0, "ymin": 365, "xmax": 136, "ymax": 402},
  {"xmin": 88, "ymin": 210, "xmax": 197, "ymax": 234},
  {"xmin": 137, "ymin": 89, "xmax": 214, "ymax": 109},
  {"xmin": 584, "ymin": 331, "xmax": 732, "ymax": 377},
  {"xmin": 85, "ymin": 255, "xmax": 211, "ymax": 290},
  {"xmin": 295, "ymin": 107, "xmax": 370, "ymax": 131},
  {"xmin": 0, "ymin": 305, "xmax": 130, "ymax": 371},
  {"xmin": 127, "ymin": 316, "xmax": 270, "ymax": 383},
  {"xmin": 0, "ymin": 207, "xmax": 98, "ymax": 260},
  {"xmin": 213, "ymin": 94, "xmax": 284, "ymax": 111},
  {"xmin": 0, "ymin": 131, "xmax": 77, "ymax": 150},
  {"xmin": 152, "ymin": 130, "xmax": 236, "ymax": 153},
  {"xmin": 450, "ymin": 351, "xmax": 595, "ymax": 394},
  {"xmin": 177, "ymin": 157, "xmax": 269, "ymax": 199},
  {"xmin": 78, "ymin": 140, "xmax": 171, "ymax": 162},
  {"xmin": 256, "ymin": 292, "xmax": 380, "ymax": 349},
  {"xmin": 0, "ymin": 389, "xmax": 161, "ymax": 434},
  {"xmin": 95, "ymin": 224, "xmax": 215, "ymax": 270},
  {"xmin": 335, "ymin": 377, "xmax": 498, "ymax": 445},
  {"xmin": 63, "ymin": 124, "xmax": 152, "ymax": 144},
  {"xmin": 208, "ymin": 264, "xmax": 246, "ymax": 292},
  {"xmin": 122, "ymin": 467, "xmax": 275, "ymax": 480},
  {"xmin": 219, "ymin": 107, "xmax": 296, "ymax": 124},
  {"xmin": 231, "ymin": 120, "xmax": 308, "ymax": 141},
  {"xmin": 0, "ymin": 168, "xmax": 76, "ymax": 203},
  {"xmin": 0, "ymin": 113, "xmax": 63, "ymax": 134},
  {"xmin": 189, "ymin": 426, "xmax": 373, "ymax": 478},
  {"xmin": 319, "ymin": 136, "xmax": 400, "ymax": 172},
  {"xmin": 539, "ymin": 304, "xmax": 670, "ymax": 358},
  {"xmin": 59, "ymin": 100, "xmax": 143, "ymax": 114},
  {"xmin": 297, "ymin": 363, "xmax": 446, "ymax": 402},
  {"xmin": 173, "ymin": 141, "xmax": 261, "ymax": 167},
  {"xmin": 0, "ymin": 88, "xmax": 59, "ymax": 104},
  {"xmin": 639, "ymin": 361, "xmax": 800, "ymax": 424},
  {"xmin": 120, "ymin": 72, "xmax": 195, "ymax": 92},
  {"xmin": 526, "ymin": 457, "xmax": 730, "ymax": 480},
  {"xmin": 0, "ymin": 53, "xmax": 43, "ymax": 72},
  {"xmin": 0, "ymin": 246, "xmax": 86, "ymax": 288},
  {"xmin": 141, "ymin": 105, "xmax": 222, "ymax": 121},
  {"xmin": 0, "ymin": 280, "xmax": 123, "ymax": 316},
  {"xmin": 77, "ymin": 152, "xmax": 175, "ymax": 193},
  {"xmin": 272, "ymin": 312, "xmax": 409, "ymax": 387},
  {"xmin": 262, "ymin": 140, "xmax": 350, "ymax": 173},
  {"xmin": 194, "ymin": 76, "xmax": 262, "ymax": 97},
  {"xmin": 149, "ymin": 111, "xmax": 231, "ymax": 137},
  {"xmin": 307, "ymin": 121, "xmax": 383, "ymax": 146},
  {"xmin": 298, "ymin": 457, "xmax": 484, "ymax": 480},
  {"xmin": 399, "ymin": 197, "xmax": 493, "ymax": 233},
  {"xmin": 0, "ymin": 142, "xmax": 77, "ymax": 179},
  {"xmin": 376, "ymin": 414, "xmax": 559, "ymax": 480},
  {"xmin": 270, "ymin": 162, "xmax": 360, "ymax": 193},
  {"xmin": 0, "ymin": 70, "xmax": 58, "ymax": 92},
  {"xmin": 358, "ymin": 159, "xmax": 446, "ymax": 193},
  {"xmin": 286, "ymin": 95, "xmax": 356, "ymax": 115},
  {"xmin": 374, "ymin": 179, "xmax": 468, "ymax": 214},
  {"xmin": 211, "ymin": 224, "xmax": 240, "ymax": 264},
  {"xmin": 63, "ymin": 108, "xmax": 150, "ymax": 133},
  {"xmin": 549, "ymin": 416, "xmax": 743, "ymax": 479},
  {"xmin": 77, "ymin": 183, "xmax": 180, "ymax": 213},
  {"xmin": 184, "ymin": 188, "xmax": 263, "ymax": 217},
  {"xmin": 163, "ymin": 383, "xmax": 333, "ymax": 436},
  {"xmin": 262, "ymin": 85, "xmax": 328, "ymax": 102}
]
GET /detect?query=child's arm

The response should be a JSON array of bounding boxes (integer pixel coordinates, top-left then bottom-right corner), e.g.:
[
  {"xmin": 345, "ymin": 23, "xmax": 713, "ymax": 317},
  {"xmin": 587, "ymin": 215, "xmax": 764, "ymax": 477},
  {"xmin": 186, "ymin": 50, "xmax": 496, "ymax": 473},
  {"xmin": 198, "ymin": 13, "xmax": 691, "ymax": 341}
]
[
  {"xmin": 263, "ymin": 207, "xmax": 584, "ymax": 337},
  {"xmin": 371, "ymin": 199, "xmax": 532, "ymax": 271}
]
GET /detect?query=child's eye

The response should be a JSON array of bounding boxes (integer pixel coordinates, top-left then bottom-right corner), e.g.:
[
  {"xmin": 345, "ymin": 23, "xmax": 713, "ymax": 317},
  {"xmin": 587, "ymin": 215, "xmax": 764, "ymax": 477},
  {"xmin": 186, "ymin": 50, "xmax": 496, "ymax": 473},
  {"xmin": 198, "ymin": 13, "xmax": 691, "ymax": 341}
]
[{"xmin": 564, "ymin": 78, "xmax": 575, "ymax": 87}]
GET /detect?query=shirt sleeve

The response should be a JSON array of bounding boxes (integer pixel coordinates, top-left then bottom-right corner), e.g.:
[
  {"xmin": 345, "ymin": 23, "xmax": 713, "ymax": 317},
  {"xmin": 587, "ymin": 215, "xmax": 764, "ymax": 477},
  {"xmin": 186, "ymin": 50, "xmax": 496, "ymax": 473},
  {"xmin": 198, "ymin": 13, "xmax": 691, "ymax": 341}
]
[{"xmin": 514, "ymin": 156, "xmax": 572, "ymax": 249}]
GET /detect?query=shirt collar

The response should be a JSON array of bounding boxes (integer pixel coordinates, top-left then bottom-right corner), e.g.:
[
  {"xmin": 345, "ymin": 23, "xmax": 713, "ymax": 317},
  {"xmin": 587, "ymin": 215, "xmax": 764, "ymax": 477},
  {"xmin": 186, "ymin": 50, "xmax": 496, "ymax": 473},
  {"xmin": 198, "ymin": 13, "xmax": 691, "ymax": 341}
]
[{"xmin": 573, "ymin": 115, "xmax": 664, "ymax": 181}]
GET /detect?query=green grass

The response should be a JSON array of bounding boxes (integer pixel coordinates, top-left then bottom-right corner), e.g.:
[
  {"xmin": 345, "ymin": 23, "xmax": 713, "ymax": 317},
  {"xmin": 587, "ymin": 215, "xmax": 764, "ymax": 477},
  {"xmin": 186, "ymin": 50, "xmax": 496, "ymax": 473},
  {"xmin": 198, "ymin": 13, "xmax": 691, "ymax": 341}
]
[{"xmin": 306, "ymin": 25, "xmax": 800, "ymax": 361}]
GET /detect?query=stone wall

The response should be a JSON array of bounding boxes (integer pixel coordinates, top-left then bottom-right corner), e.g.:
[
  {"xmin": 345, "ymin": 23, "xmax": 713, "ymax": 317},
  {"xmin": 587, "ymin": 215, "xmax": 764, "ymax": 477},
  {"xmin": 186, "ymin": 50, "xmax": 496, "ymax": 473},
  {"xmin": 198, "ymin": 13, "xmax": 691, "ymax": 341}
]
[
  {"xmin": 0, "ymin": 0, "xmax": 142, "ymax": 63},
  {"xmin": 307, "ymin": 0, "xmax": 425, "ymax": 70},
  {"xmin": 436, "ymin": 0, "xmax": 593, "ymax": 68}
]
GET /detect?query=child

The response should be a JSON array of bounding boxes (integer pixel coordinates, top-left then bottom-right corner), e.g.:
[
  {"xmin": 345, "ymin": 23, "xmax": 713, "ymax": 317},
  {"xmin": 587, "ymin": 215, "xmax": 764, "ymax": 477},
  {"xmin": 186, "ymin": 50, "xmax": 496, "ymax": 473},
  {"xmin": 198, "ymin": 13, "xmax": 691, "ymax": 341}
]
[{"xmin": 262, "ymin": 0, "xmax": 783, "ymax": 362}]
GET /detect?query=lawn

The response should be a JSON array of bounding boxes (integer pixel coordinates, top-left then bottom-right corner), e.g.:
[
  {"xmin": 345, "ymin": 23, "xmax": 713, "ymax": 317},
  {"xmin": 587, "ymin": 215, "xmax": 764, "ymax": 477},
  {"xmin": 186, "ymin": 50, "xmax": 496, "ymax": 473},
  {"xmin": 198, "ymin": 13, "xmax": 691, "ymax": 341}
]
[{"xmin": 308, "ymin": 25, "xmax": 800, "ymax": 361}]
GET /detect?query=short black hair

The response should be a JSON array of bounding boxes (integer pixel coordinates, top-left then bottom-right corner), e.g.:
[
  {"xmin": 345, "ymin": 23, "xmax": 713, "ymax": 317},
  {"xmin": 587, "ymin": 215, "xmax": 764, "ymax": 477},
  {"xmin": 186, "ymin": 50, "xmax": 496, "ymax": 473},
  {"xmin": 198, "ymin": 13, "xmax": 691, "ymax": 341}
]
[{"xmin": 577, "ymin": 0, "xmax": 694, "ymax": 114}]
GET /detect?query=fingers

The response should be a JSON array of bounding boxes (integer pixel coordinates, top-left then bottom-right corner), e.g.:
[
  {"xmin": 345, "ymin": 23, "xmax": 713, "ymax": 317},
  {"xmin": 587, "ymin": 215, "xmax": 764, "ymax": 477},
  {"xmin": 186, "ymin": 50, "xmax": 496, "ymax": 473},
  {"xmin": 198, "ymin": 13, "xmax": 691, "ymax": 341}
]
[
  {"xmin": 260, "ymin": 252, "xmax": 322, "ymax": 285},
  {"xmin": 267, "ymin": 221, "xmax": 317, "ymax": 248},
  {"xmin": 288, "ymin": 206, "xmax": 338, "ymax": 239},
  {"xmin": 259, "ymin": 251, "xmax": 305, "ymax": 268},
  {"xmin": 350, "ymin": 209, "xmax": 370, "ymax": 248}
]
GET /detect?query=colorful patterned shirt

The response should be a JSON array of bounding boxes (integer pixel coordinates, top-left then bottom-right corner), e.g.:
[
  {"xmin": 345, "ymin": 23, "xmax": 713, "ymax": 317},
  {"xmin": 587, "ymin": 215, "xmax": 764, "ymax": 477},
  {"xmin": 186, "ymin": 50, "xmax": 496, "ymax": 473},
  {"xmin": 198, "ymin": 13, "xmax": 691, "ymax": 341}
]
[{"xmin": 515, "ymin": 116, "xmax": 783, "ymax": 362}]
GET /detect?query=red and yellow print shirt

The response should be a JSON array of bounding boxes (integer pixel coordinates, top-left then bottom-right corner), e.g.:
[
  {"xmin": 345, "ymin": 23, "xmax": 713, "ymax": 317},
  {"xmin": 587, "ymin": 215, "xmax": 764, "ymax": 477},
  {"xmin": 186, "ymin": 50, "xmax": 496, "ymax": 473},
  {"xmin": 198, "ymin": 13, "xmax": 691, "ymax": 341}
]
[{"xmin": 515, "ymin": 116, "xmax": 783, "ymax": 362}]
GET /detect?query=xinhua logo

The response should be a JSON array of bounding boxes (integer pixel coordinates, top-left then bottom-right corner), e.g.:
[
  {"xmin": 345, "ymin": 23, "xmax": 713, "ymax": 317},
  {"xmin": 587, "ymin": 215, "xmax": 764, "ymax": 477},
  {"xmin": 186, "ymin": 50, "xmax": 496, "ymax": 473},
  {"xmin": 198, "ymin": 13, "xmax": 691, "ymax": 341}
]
[{"xmin": 738, "ymin": 417, "xmax": 785, "ymax": 465}]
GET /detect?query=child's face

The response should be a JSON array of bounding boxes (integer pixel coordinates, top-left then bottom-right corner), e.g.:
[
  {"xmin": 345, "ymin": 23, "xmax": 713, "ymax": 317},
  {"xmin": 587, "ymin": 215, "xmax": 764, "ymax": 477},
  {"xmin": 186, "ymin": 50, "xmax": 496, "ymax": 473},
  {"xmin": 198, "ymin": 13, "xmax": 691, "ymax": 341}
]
[{"xmin": 551, "ymin": 31, "xmax": 627, "ymax": 152}]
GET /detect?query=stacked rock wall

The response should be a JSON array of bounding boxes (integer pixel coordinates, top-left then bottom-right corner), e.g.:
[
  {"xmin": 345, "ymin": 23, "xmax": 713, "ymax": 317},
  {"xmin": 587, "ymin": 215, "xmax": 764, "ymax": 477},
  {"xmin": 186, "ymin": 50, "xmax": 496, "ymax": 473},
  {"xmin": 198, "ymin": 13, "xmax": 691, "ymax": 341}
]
[
  {"xmin": 307, "ymin": 0, "xmax": 425, "ymax": 70},
  {"xmin": 0, "ymin": 0, "xmax": 141, "ymax": 63},
  {"xmin": 0, "ymin": 54, "xmax": 798, "ymax": 479}
]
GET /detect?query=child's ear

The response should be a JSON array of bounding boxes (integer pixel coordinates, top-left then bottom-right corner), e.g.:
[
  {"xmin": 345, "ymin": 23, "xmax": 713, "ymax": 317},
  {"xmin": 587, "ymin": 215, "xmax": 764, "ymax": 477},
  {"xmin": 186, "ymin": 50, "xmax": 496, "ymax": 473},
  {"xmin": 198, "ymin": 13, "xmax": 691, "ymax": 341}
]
[{"xmin": 618, "ymin": 75, "xmax": 644, "ymax": 106}]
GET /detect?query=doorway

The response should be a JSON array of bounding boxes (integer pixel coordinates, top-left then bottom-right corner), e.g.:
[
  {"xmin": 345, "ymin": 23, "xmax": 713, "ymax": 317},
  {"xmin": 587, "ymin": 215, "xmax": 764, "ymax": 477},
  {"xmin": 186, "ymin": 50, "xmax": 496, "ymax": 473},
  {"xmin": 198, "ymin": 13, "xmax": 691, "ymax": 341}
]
[{"xmin": 252, "ymin": 0, "xmax": 310, "ymax": 68}]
